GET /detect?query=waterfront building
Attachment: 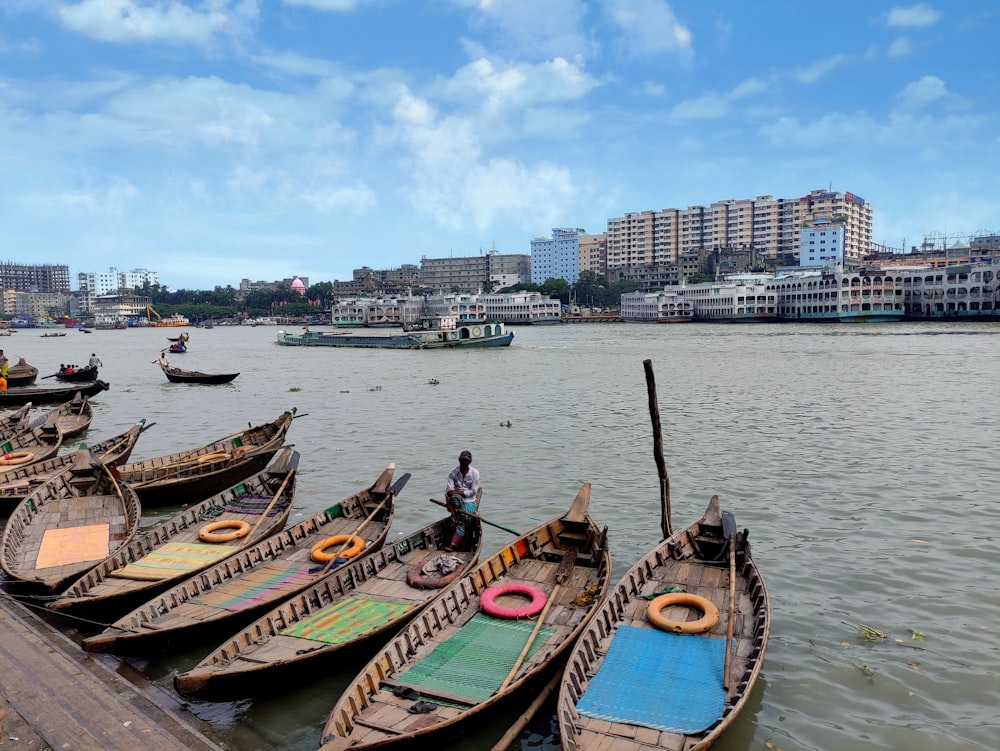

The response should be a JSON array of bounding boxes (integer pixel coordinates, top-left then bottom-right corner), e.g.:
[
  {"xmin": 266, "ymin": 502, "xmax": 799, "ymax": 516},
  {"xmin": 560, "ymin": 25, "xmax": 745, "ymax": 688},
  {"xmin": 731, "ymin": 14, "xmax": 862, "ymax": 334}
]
[
  {"xmin": 480, "ymin": 292, "xmax": 562, "ymax": 324},
  {"xmin": 91, "ymin": 293, "xmax": 153, "ymax": 328},
  {"xmin": 423, "ymin": 292, "xmax": 486, "ymax": 323},
  {"xmin": 607, "ymin": 188, "xmax": 872, "ymax": 271},
  {"xmin": 673, "ymin": 280, "xmax": 778, "ymax": 322},
  {"xmin": 0, "ymin": 263, "xmax": 70, "ymax": 293},
  {"xmin": 531, "ymin": 228, "xmax": 583, "ymax": 285},
  {"xmin": 800, "ymin": 219, "xmax": 846, "ymax": 268},
  {"xmin": 767, "ymin": 267, "xmax": 903, "ymax": 322},
  {"xmin": 886, "ymin": 261, "xmax": 999, "ymax": 319}
]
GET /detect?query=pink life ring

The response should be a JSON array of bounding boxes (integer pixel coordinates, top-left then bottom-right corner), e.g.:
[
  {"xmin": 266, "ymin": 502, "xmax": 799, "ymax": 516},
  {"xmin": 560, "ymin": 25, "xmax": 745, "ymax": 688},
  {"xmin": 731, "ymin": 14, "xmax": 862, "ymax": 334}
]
[{"xmin": 480, "ymin": 582, "xmax": 547, "ymax": 619}]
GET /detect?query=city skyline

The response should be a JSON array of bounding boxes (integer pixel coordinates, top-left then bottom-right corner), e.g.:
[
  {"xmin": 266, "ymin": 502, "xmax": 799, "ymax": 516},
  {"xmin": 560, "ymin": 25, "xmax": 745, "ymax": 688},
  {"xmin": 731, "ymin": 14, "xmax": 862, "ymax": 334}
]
[{"xmin": 1, "ymin": 1, "xmax": 996, "ymax": 291}]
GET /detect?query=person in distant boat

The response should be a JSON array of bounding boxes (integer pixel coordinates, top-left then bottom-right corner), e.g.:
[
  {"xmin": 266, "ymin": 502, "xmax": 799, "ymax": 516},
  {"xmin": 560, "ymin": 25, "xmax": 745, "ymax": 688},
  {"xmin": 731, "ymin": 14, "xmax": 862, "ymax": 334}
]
[
  {"xmin": 159, "ymin": 352, "xmax": 170, "ymax": 367},
  {"xmin": 88, "ymin": 353, "xmax": 102, "ymax": 368},
  {"xmin": 444, "ymin": 450, "xmax": 479, "ymax": 552},
  {"xmin": 65, "ymin": 364, "xmax": 74, "ymax": 374},
  {"xmin": 0, "ymin": 351, "xmax": 7, "ymax": 378}
]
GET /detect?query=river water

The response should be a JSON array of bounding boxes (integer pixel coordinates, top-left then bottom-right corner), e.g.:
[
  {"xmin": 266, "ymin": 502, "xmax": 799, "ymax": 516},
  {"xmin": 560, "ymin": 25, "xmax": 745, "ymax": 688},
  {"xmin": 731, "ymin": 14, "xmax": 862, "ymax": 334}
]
[{"xmin": 2, "ymin": 321, "xmax": 998, "ymax": 751}]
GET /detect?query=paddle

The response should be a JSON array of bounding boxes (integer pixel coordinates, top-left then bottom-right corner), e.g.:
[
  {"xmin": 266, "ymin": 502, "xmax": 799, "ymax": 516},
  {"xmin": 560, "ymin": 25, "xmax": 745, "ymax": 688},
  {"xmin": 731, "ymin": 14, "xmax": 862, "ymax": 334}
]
[
  {"xmin": 319, "ymin": 473, "xmax": 411, "ymax": 574},
  {"xmin": 497, "ymin": 547, "xmax": 578, "ymax": 693},
  {"xmin": 722, "ymin": 510, "xmax": 738, "ymax": 690},
  {"xmin": 246, "ymin": 468, "xmax": 296, "ymax": 539},
  {"xmin": 489, "ymin": 668, "xmax": 562, "ymax": 751},
  {"xmin": 429, "ymin": 496, "xmax": 520, "ymax": 536}
]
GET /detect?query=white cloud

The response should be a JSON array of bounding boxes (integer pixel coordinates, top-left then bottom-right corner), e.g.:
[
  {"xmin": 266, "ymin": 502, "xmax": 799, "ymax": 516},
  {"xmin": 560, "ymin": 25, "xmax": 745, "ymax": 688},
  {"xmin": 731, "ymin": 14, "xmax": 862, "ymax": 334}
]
[
  {"xmin": 459, "ymin": 0, "xmax": 593, "ymax": 62},
  {"xmin": 57, "ymin": 0, "xmax": 257, "ymax": 46},
  {"xmin": 793, "ymin": 54, "xmax": 848, "ymax": 84},
  {"xmin": 885, "ymin": 3, "xmax": 942, "ymax": 28},
  {"xmin": 887, "ymin": 37, "xmax": 913, "ymax": 58},
  {"xmin": 302, "ymin": 183, "xmax": 376, "ymax": 213},
  {"xmin": 606, "ymin": 0, "xmax": 693, "ymax": 58},
  {"xmin": 58, "ymin": 174, "xmax": 139, "ymax": 215},
  {"xmin": 281, "ymin": 0, "xmax": 369, "ymax": 10},
  {"xmin": 440, "ymin": 56, "xmax": 598, "ymax": 114},
  {"xmin": 895, "ymin": 75, "xmax": 949, "ymax": 111},
  {"xmin": 670, "ymin": 77, "xmax": 767, "ymax": 121}
]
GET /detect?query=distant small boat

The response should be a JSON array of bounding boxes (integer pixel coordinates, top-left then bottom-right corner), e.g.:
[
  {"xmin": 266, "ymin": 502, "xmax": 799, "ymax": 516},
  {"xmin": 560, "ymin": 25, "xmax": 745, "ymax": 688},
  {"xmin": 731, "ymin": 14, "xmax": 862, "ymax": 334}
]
[
  {"xmin": 6, "ymin": 358, "xmax": 38, "ymax": 388},
  {"xmin": 52, "ymin": 365, "xmax": 99, "ymax": 383},
  {"xmin": 40, "ymin": 332, "xmax": 67, "ymax": 338},
  {"xmin": 168, "ymin": 342, "xmax": 187, "ymax": 353},
  {"xmin": 42, "ymin": 392, "xmax": 95, "ymax": 439},
  {"xmin": 1, "ymin": 380, "xmax": 110, "ymax": 407},
  {"xmin": 159, "ymin": 362, "xmax": 239, "ymax": 385}
]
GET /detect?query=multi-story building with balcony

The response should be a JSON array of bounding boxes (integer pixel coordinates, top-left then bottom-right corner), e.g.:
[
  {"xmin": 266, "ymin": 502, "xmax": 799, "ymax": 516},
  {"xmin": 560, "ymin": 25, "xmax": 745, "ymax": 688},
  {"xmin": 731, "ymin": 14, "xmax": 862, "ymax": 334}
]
[
  {"xmin": 0, "ymin": 263, "xmax": 70, "ymax": 293},
  {"xmin": 530, "ymin": 228, "xmax": 583, "ymax": 285},
  {"xmin": 606, "ymin": 188, "xmax": 873, "ymax": 273}
]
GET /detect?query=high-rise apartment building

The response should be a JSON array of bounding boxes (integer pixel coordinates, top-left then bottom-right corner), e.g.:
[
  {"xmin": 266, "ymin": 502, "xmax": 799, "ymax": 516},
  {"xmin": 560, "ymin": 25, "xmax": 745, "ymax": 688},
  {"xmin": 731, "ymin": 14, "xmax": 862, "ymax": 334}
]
[
  {"xmin": 530, "ymin": 228, "xmax": 583, "ymax": 284},
  {"xmin": 0, "ymin": 263, "xmax": 70, "ymax": 292},
  {"xmin": 607, "ymin": 188, "xmax": 872, "ymax": 270}
]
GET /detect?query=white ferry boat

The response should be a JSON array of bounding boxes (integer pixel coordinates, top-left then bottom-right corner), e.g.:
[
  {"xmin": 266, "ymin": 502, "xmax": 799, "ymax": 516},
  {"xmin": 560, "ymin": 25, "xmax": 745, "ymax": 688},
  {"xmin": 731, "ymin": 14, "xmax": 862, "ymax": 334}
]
[
  {"xmin": 620, "ymin": 290, "xmax": 694, "ymax": 322},
  {"xmin": 884, "ymin": 261, "xmax": 999, "ymax": 320},
  {"xmin": 768, "ymin": 268, "xmax": 904, "ymax": 322},
  {"xmin": 674, "ymin": 280, "xmax": 778, "ymax": 322},
  {"xmin": 276, "ymin": 315, "xmax": 513, "ymax": 349},
  {"xmin": 480, "ymin": 292, "xmax": 562, "ymax": 324}
]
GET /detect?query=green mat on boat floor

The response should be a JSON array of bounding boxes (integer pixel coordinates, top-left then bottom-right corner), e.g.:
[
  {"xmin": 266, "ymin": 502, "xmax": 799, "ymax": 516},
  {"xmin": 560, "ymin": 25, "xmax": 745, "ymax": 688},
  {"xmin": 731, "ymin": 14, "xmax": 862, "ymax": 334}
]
[{"xmin": 395, "ymin": 613, "xmax": 555, "ymax": 703}]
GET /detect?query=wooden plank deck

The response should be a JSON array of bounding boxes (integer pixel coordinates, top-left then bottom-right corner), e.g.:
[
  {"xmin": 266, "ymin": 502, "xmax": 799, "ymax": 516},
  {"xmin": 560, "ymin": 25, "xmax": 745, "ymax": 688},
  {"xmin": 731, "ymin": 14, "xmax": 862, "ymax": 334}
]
[{"xmin": 0, "ymin": 594, "xmax": 227, "ymax": 751}]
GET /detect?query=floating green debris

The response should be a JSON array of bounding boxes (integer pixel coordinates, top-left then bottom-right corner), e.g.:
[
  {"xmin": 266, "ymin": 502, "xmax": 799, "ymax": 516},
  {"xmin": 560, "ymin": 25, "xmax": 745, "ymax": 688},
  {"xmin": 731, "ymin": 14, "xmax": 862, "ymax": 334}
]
[
  {"xmin": 288, "ymin": 387, "xmax": 301, "ymax": 392},
  {"xmin": 910, "ymin": 629, "xmax": 926, "ymax": 641},
  {"xmin": 845, "ymin": 622, "xmax": 888, "ymax": 641},
  {"xmin": 853, "ymin": 662, "xmax": 876, "ymax": 676}
]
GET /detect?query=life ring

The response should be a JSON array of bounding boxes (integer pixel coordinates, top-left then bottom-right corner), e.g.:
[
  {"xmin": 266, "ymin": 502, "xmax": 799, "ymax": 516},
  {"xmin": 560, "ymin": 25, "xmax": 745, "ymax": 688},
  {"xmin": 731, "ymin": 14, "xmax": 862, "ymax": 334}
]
[
  {"xmin": 646, "ymin": 592, "xmax": 720, "ymax": 634},
  {"xmin": 0, "ymin": 451, "xmax": 34, "ymax": 466},
  {"xmin": 311, "ymin": 535, "xmax": 365, "ymax": 563},
  {"xmin": 472, "ymin": 326, "xmax": 482, "ymax": 337},
  {"xmin": 197, "ymin": 452, "xmax": 230, "ymax": 463},
  {"xmin": 198, "ymin": 519, "xmax": 251, "ymax": 543},
  {"xmin": 480, "ymin": 582, "xmax": 547, "ymax": 619}
]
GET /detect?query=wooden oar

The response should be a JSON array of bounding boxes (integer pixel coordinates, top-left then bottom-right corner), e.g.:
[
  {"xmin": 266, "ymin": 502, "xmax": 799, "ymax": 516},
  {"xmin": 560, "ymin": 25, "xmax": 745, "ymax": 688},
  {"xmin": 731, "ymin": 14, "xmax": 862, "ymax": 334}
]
[
  {"xmin": 497, "ymin": 547, "xmax": 578, "ymax": 693},
  {"xmin": 489, "ymin": 668, "xmax": 562, "ymax": 751},
  {"xmin": 247, "ymin": 468, "xmax": 295, "ymax": 539},
  {"xmin": 319, "ymin": 473, "xmax": 410, "ymax": 573},
  {"xmin": 722, "ymin": 511, "xmax": 738, "ymax": 690},
  {"xmin": 643, "ymin": 359, "xmax": 672, "ymax": 539},
  {"xmin": 429, "ymin": 496, "xmax": 519, "ymax": 536}
]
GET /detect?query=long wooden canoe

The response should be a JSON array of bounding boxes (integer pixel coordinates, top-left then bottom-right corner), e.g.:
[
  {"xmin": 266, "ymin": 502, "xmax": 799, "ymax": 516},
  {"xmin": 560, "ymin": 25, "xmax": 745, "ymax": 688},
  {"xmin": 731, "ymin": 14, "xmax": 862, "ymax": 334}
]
[
  {"xmin": 318, "ymin": 484, "xmax": 611, "ymax": 751},
  {"xmin": 0, "ymin": 420, "xmax": 149, "ymax": 513},
  {"xmin": 173, "ymin": 495, "xmax": 484, "ymax": 701},
  {"xmin": 0, "ymin": 403, "xmax": 36, "ymax": 440},
  {"xmin": 6, "ymin": 357, "xmax": 39, "ymax": 388},
  {"xmin": 557, "ymin": 495, "xmax": 770, "ymax": 751},
  {"xmin": 42, "ymin": 392, "xmax": 95, "ymax": 438},
  {"xmin": 115, "ymin": 408, "xmax": 296, "ymax": 506},
  {"xmin": 0, "ymin": 449, "xmax": 142, "ymax": 594},
  {"xmin": 47, "ymin": 447, "xmax": 301, "ymax": 620},
  {"xmin": 78, "ymin": 464, "xmax": 402, "ymax": 655},
  {"xmin": 0, "ymin": 379, "xmax": 109, "ymax": 407}
]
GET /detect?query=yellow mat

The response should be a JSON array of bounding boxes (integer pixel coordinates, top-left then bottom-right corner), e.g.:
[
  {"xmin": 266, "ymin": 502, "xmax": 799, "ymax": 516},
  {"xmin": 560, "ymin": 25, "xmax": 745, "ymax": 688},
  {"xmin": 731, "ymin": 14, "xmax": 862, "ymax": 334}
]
[
  {"xmin": 108, "ymin": 542, "xmax": 241, "ymax": 581},
  {"xmin": 36, "ymin": 524, "xmax": 110, "ymax": 569}
]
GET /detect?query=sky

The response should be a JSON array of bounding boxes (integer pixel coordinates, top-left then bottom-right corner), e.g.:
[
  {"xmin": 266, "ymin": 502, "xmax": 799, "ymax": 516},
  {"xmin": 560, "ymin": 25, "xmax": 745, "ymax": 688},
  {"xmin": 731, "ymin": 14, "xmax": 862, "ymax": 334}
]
[{"xmin": 1, "ymin": 1, "xmax": 997, "ymax": 291}]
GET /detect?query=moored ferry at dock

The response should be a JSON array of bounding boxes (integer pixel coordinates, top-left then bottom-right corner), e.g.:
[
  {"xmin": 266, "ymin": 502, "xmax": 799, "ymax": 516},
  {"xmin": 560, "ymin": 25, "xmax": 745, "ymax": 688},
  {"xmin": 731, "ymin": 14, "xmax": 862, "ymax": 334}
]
[
  {"xmin": 620, "ymin": 290, "xmax": 694, "ymax": 322},
  {"xmin": 480, "ymin": 291, "xmax": 562, "ymax": 324}
]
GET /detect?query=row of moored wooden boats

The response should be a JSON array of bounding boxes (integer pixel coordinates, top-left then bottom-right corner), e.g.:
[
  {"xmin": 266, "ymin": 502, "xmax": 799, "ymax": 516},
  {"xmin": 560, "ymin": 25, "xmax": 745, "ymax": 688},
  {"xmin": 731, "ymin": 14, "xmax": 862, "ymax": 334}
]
[{"xmin": 0, "ymin": 361, "xmax": 770, "ymax": 751}]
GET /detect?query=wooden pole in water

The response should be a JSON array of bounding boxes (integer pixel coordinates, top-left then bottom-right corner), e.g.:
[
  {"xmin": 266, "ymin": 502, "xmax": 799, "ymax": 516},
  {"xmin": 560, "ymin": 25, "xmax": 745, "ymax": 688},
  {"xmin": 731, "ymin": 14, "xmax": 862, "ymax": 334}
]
[{"xmin": 643, "ymin": 359, "xmax": 672, "ymax": 538}]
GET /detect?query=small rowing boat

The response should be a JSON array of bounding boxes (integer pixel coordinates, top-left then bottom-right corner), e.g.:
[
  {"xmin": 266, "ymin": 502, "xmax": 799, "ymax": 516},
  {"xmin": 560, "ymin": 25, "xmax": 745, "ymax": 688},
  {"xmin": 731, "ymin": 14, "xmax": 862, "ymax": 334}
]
[
  {"xmin": 76, "ymin": 464, "xmax": 402, "ymax": 654},
  {"xmin": 42, "ymin": 392, "xmax": 94, "ymax": 439},
  {"xmin": 173, "ymin": 490, "xmax": 479, "ymax": 701},
  {"xmin": 48, "ymin": 447, "xmax": 300, "ymax": 619},
  {"xmin": 0, "ymin": 449, "xmax": 142, "ymax": 594},
  {"xmin": 318, "ymin": 484, "xmax": 610, "ymax": 751}
]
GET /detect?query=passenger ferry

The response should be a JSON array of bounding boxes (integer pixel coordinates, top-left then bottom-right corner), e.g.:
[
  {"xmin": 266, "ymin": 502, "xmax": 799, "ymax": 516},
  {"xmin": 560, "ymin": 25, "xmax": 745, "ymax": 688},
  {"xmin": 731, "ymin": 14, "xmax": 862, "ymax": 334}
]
[
  {"xmin": 276, "ymin": 315, "xmax": 513, "ymax": 349},
  {"xmin": 620, "ymin": 290, "xmax": 694, "ymax": 322},
  {"xmin": 674, "ymin": 280, "xmax": 778, "ymax": 322},
  {"xmin": 480, "ymin": 292, "xmax": 562, "ymax": 324},
  {"xmin": 884, "ymin": 261, "xmax": 999, "ymax": 320},
  {"xmin": 767, "ymin": 268, "xmax": 904, "ymax": 322}
]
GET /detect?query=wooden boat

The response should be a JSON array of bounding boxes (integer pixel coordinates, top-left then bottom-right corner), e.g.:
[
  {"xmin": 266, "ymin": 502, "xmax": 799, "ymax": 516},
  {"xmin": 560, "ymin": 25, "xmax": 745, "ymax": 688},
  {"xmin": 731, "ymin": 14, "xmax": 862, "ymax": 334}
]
[
  {"xmin": 6, "ymin": 357, "xmax": 38, "ymax": 387},
  {"xmin": 159, "ymin": 362, "xmax": 239, "ymax": 385},
  {"xmin": 47, "ymin": 447, "xmax": 300, "ymax": 619},
  {"xmin": 78, "ymin": 464, "xmax": 404, "ymax": 654},
  {"xmin": 114, "ymin": 408, "xmax": 296, "ymax": 507},
  {"xmin": 0, "ymin": 449, "xmax": 143, "ymax": 594},
  {"xmin": 557, "ymin": 496, "xmax": 770, "ymax": 751},
  {"xmin": 173, "ymin": 489, "xmax": 483, "ymax": 700},
  {"xmin": 0, "ymin": 421, "xmax": 64, "ymax": 469},
  {"xmin": 317, "ymin": 484, "xmax": 611, "ymax": 751},
  {"xmin": 168, "ymin": 342, "xmax": 187, "ymax": 353},
  {"xmin": 276, "ymin": 315, "xmax": 514, "ymax": 349},
  {"xmin": 42, "ymin": 392, "xmax": 94, "ymax": 438},
  {"xmin": 0, "ymin": 420, "xmax": 149, "ymax": 511},
  {"xmin": 0, "ymin": 403, "xmax": 36, "ymax": 440},
  {"xmin": 53, "ymin": 364, "xmax": 99, "ymax": 383},
  {"xmin": 0, "ymin": 379, "xmax": 110, "ymax": 407},
  {"xmin": 167, "ymin": 333, "xmax": 190, "ymax": 343},
  {"xmin": 555, "ymin": 359, "xmax": 770, "ymax": 751}
]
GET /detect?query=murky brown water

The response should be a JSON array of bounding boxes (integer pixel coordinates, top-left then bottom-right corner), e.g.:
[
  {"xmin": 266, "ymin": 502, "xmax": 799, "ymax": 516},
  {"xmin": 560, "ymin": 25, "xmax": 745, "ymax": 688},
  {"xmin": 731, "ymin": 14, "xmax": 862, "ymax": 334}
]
[{"xmin": 3, "ymin": 320, "xmax": 998, "ymax": 750}]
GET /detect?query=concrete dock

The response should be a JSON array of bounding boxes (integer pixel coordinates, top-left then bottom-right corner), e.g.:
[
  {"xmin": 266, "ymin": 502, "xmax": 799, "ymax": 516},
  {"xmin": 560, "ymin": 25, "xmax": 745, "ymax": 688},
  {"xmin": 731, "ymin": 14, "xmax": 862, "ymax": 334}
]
[{"xmin": 0, "ymin": 592, "xmax": 227, "ymax": 751}]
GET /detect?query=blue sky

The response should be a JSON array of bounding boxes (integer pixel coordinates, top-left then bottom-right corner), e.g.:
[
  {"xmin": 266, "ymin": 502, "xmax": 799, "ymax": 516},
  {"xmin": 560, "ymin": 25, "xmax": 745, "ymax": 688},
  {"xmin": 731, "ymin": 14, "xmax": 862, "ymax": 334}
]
[{"xmin": 1, "ymin": 1, "xmax": 997, "ymax": 291}]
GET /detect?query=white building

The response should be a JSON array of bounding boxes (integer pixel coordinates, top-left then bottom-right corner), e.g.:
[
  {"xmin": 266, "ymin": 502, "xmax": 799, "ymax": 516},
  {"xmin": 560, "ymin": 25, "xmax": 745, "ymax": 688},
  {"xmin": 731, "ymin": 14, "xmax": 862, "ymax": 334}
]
[
  {"xmin": 531, "ymin": 228, "xmax": 583, "ymax": 285},
  {"xmin": 800, "ymin": 219, "xmax": 845, "ymax": 267}
]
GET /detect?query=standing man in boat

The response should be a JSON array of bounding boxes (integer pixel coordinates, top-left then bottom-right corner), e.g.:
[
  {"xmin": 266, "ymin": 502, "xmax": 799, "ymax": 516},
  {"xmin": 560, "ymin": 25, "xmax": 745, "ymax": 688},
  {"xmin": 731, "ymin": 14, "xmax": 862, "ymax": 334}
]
[
  {"xmin": 0, "ymin": 350, "xmax": 7, "ymax": 378},
  {"xmin": 89, "ymin": 353, "xmax": 103, "ymax": 368},
  {"xmin": 444, "ymin": 450, "xmax": 479, "ymax": 551}
]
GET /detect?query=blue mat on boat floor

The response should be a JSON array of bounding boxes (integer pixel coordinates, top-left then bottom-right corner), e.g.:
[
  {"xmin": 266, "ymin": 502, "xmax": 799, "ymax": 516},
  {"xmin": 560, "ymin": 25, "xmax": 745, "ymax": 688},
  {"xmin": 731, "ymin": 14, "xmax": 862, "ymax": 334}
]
[{"xmin": 576, "ymin": 624, "xmax": 727, "ymax": 734}]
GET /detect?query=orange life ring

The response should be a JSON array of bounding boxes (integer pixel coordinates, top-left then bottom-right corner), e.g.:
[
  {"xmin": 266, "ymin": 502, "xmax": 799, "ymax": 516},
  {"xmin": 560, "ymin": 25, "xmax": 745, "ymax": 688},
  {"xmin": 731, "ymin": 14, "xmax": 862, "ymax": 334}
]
[
  {"xmin": 646, "ymin": 592, "xmax": 720, "ymax": 634},
  {"xmin": 198, "ymin": 452, "xmax": 230, "ymax": 463},
  {"xmin": 198, "ymin": 519, "xmax": 251, "ymax": 543},
  {"xmin": 310, "ymin": 535, "xmax": 365, "ymax": 563},
  {"xmin": 0, "ymin": 451, "xmax": 34, "ymax": 466},
  {"xmin": 480, "ymin": 582, "xmax": 547, "ymax": 619}
]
